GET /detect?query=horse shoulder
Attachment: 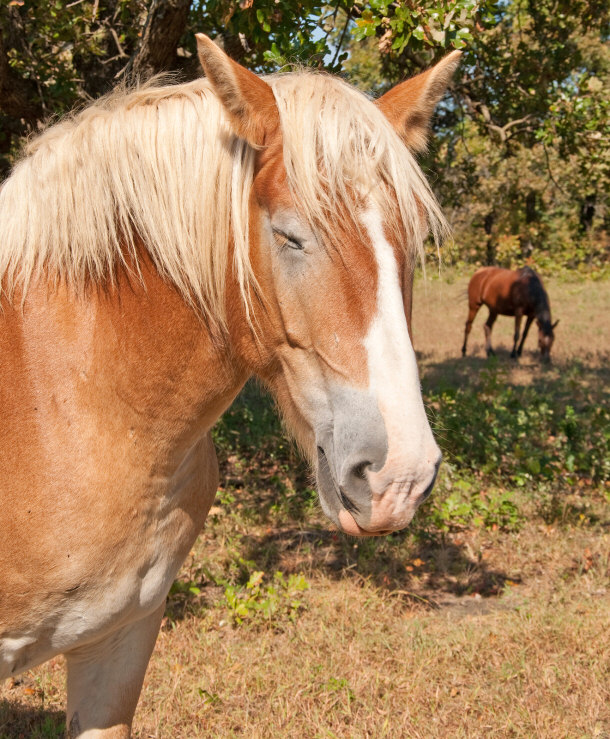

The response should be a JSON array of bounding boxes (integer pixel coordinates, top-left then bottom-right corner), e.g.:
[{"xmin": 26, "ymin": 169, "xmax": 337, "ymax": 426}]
[
  {"xmin": 468, "ymin": 267, "xmax": 494, "ymax": 302},
  {"xmin": 477, "ymin": 268, "xmax": 504, "ymax": 303}
]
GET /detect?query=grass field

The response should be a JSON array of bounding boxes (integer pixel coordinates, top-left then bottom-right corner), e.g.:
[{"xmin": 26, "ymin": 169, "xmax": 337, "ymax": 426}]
[{"xmin": 2, "ymin": 270, "xmax": 609, "ymax": 738}]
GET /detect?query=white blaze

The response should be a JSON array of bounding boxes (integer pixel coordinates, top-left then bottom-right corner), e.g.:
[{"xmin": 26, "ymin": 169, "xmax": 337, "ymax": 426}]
[{"xmin": 361, "ymin": 202, "xmax": 439, "ymax": 512}]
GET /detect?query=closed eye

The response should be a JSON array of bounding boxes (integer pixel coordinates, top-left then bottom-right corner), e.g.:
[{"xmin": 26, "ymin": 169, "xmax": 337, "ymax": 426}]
[{"xmin": 273, "ymin": 228, "xmax": 303, "ymax": 251}]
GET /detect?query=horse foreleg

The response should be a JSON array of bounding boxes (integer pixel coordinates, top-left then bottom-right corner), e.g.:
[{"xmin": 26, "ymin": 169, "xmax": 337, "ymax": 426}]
[
  {"xmin": 65, "ymin": 602, "xmax": 165, "ymax": 738},
  {"xmin": 517, "ymin": 315, "xmax": 534, "ymax": 357},
  {"xmin": 511, "ymin": 313, "xmax": 523, "ymax": 359},
  {"xmin": 484, "ymin": 311, "xmax": 498, "ymax": 357},
  {"xmin": 462, "ymin": 304, "xmax": 480, "ymax": 356}
]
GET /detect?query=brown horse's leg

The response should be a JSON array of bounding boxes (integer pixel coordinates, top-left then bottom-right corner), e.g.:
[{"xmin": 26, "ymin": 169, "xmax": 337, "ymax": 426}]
[
  {"xmin": 65, "ymin": 602, "xmax": 165, "ymax": 738},
  {"xmin": 511, "ymin": 313, "xmax": 522, "ymax": 359},
  {"xmin": 517, "ymin": 315, "xmax": 534, "ymax": 357},
  {"xmin": 462, "ymin": 303, "xmax": 480, "ymax": 356},
  {"xmin": 484, "ymin": 311, "xmax": 497, "ymax": 356}
]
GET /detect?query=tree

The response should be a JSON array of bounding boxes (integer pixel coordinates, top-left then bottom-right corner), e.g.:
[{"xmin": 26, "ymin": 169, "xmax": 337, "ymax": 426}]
[
  {"xmin": 366, "ymin": 0, "xmax": 609, "ymax": 265},
  {"xmin": 0, "ymin": 0, "xmax": 483, "ymax": 174},
  {"xmin": 1, "ymin": 0, "xmax": 607, "ymax": 266}
]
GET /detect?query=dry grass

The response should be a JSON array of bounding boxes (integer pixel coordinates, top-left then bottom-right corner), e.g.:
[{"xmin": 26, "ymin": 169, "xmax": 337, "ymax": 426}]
[
  {"xmin": 3, "ymin": 522, "xmax": 608, "ymax": 738},
  {"xmin": 125, "ymin": 520, "xmax": 610, "ymax": 738},
  {"xmin": 2, "ymin": 270, "xmax": 609, "ymax": 738}
]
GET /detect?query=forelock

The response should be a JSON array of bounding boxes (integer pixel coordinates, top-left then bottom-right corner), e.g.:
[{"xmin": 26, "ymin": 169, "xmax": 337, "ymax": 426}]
[{"xmin": 267, "ymin": 71, "xmax": 449, "ymax": 262}]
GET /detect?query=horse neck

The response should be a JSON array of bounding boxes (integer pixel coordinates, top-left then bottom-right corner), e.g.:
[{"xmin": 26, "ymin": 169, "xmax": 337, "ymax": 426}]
[
  {"xmin": 6, "ymin": 259, "xmax": 249, "ymax": 476},
  {"xmin": 110, "ymin": 261, "xmax": 251, "ymax": 453},
  {"xmin": 534, "ymin": 288, "xmax": 552, "ymax": 330}
]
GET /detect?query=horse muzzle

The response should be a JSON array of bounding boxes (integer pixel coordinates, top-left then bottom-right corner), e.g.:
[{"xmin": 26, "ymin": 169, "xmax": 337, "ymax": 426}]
[{"xmin": 314, "ymin": 392, "xmax": 442, "ymax": 537}]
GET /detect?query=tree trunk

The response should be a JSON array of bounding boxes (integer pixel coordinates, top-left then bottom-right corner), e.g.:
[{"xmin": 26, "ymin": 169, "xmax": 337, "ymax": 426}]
[
  {"xmin": 579, "ymin": 192, "xmax": 596, "ymax": 233},
  {"xmin": 484, "ymin": 212, "xmax": 496, "ymax": 265},
  {"xmin": 519, "ymin": 189, "xmax": 537, "ymax": 258},
  {"xmin": 124, "ymin": 0, "xmax": 192, "ymax": 83}
]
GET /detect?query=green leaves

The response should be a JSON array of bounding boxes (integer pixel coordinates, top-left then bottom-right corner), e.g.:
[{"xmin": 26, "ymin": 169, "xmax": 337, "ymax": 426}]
[
  {"xmin": 190, "ymin": 0, "xmax": 335, "ymax": 72},
  {"xmin": 351, "ymin": 0, "xmax": 487, "ymax": 53},
  {"xmin": 224, "ymin": 570, "xmax": 310, "ymax": 626},
  {"xmin": 430, "ymin": 483, "xmax": 523, "ymax": 532}
]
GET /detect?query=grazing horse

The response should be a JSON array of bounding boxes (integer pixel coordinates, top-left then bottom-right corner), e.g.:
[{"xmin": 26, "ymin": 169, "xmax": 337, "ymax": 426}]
[
  {"xmin": 462, "ymin": 266, "xmax": 558, "ymax": 361},
  {"xmin": 0, "ymin": 35, "xmax": 460, "ymax": 737}
]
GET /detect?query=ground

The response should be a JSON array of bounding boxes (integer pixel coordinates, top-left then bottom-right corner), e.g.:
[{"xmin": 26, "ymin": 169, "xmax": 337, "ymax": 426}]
[{"xmin": 1, "ymin": 269, "xmax": 609, "ymax": 738}]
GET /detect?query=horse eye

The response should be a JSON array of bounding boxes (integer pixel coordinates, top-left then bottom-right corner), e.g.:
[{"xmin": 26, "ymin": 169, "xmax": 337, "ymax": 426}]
[{"xmin": 273, "ymin": 228, "xmax": 303, "ymax": 251}]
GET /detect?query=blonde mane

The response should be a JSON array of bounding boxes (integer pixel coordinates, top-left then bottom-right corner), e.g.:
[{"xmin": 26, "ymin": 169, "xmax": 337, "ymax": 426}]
[{"xmin": 0, "ymin": 70, "xmax": 447, "ymax": 320}]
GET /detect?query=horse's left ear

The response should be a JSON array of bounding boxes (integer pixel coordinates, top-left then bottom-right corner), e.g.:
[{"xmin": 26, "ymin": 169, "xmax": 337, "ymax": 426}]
[
  {"xmin": 552, "ymin": 319, "xmax": 560, "ymax": 329},
  {"xmin": 376, "ymin": 50, "xmax": 462, "ymax": 153},
  {"xmin": 196, "ymin": 34, "xmax": 280, "ymax": 147}
]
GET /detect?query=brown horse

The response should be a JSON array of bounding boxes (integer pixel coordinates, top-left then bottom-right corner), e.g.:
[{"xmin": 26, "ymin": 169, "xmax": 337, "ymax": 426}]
[
  {"xmin": 0, "ymin": 35, "xmax": 460, "ymax": 736},
  {"xmin": 462, "ymin": 266, "xmax": 558, "ymax": 361}
]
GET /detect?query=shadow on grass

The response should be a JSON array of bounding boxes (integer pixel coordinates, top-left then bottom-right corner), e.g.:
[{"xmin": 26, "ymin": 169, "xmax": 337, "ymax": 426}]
[
  {"xmin": 418, "ymin": 351, "xmax": 610, "ymax": 402},
  {"xmin": 165, "ymin": 523, "xmax": 520, "ymax": 623},
  {"xmin": 0, "ymin": 699, "xmax": 65, "ymax": 739},
  {"xmin": 238, "ymin": 526, "xmax": 519, "ymax": 601}
]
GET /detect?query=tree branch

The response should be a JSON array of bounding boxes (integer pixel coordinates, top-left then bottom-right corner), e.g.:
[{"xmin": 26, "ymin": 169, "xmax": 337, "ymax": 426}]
[
  {"xmin": 457, "ymin": 89, "xmax": 535, "ymax": 144},
  {"xmin": 331, "ymin": 9, "xmax": 351, "ymax": 68}
]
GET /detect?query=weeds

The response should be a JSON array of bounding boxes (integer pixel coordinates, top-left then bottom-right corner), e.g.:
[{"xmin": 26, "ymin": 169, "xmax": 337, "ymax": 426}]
[
  {"xmin": 426, "ymin": 476, "xmax": 523, "ymax": 533},
  {"xmin": 426, "ymin": 362, "xmax": 609, "ymax": 490},
  {"xmin": 224, "ymin": 570, "xmax": 309, "ymax": 626}
]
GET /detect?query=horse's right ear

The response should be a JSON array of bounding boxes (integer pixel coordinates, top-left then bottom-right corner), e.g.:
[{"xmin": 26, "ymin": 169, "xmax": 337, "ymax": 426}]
[
  {"xmin": 196, "ymin": 34, "xmax": 280, "ymax": 147},
  {"xmin": 376, "ymin": 50, "xmax": 462, "ymax": 153}
]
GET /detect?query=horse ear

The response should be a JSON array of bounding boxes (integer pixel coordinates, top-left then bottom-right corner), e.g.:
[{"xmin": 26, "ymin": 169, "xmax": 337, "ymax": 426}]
[
  {"xmin": 376, "ymin": 51, "xmax": 461, "ymax": 153},
  {"xmin": 552, "ymin": 319, "xmax": 559, "ymax": 329},
  {"xmin": 196, "ymin": 34, "xmax": 280, "ymax": 147}
]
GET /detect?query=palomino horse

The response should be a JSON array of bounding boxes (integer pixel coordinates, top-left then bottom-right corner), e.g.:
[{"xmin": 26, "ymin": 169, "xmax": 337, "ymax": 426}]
[
  {"xmin": 0, "ymin": 35, "xmax": 460, "ymax": 737},
  {"xmin": 462, "ymin": 266, "xmax": 558, "ymax": 361}
]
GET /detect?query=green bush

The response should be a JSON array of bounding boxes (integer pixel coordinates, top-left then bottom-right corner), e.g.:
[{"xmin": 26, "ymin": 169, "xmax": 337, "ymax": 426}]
[
  {"xmin": 427, "ymin": 364, "xmax": 609, "ymax": 487},
  {"xmin": 210, "ymin": 363, "xmax": 608, "ymax": 538}
]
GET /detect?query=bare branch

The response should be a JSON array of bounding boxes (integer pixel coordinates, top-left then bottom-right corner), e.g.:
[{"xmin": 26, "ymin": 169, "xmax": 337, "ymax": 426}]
[
  {"xmin": 457, "ymin": 90, "xmax": 535, "ymax": 144},
  {"xmin": 109, "ymin": 27, "xmax": 128, "ymax": 59},
  {"xmin": 331, "ymin": 9, "xmax": 351, "ymax": 68}
]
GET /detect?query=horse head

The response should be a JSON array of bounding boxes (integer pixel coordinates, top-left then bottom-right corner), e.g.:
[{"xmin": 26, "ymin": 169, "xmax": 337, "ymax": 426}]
[
  {"xmin": 197, "ymin": 36, "xmax": 460, "ymax": 536},
  {"xmin": 538, "ymin": 318, "xmax": 559, "ymax": 361}
]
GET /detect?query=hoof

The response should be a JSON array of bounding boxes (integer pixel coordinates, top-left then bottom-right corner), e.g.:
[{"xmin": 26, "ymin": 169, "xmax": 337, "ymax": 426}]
[{"xmin": 510, "ymin": 351, "xmax": 518, "ymax": 360}]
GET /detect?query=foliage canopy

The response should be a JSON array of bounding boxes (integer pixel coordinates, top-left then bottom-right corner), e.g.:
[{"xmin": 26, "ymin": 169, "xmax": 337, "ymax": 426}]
[{"xmin": 0, "ymin": 0, "xmax": 608, "ymax": 266}]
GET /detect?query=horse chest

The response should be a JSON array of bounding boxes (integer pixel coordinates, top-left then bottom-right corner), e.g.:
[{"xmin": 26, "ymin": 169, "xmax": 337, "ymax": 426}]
[
  {"xmin": 0, "ymin": 503, "xmax": 190, "ymax": 679},
  {"xmin": 0, "ymin": 435, "xmax": 217, "ymax": 679}
]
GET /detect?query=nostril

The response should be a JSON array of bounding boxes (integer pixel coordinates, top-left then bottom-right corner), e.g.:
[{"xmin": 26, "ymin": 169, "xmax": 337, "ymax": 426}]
[{"xmin": 353, "ymin": 461, "xmax": 370, "ymax": 481}]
